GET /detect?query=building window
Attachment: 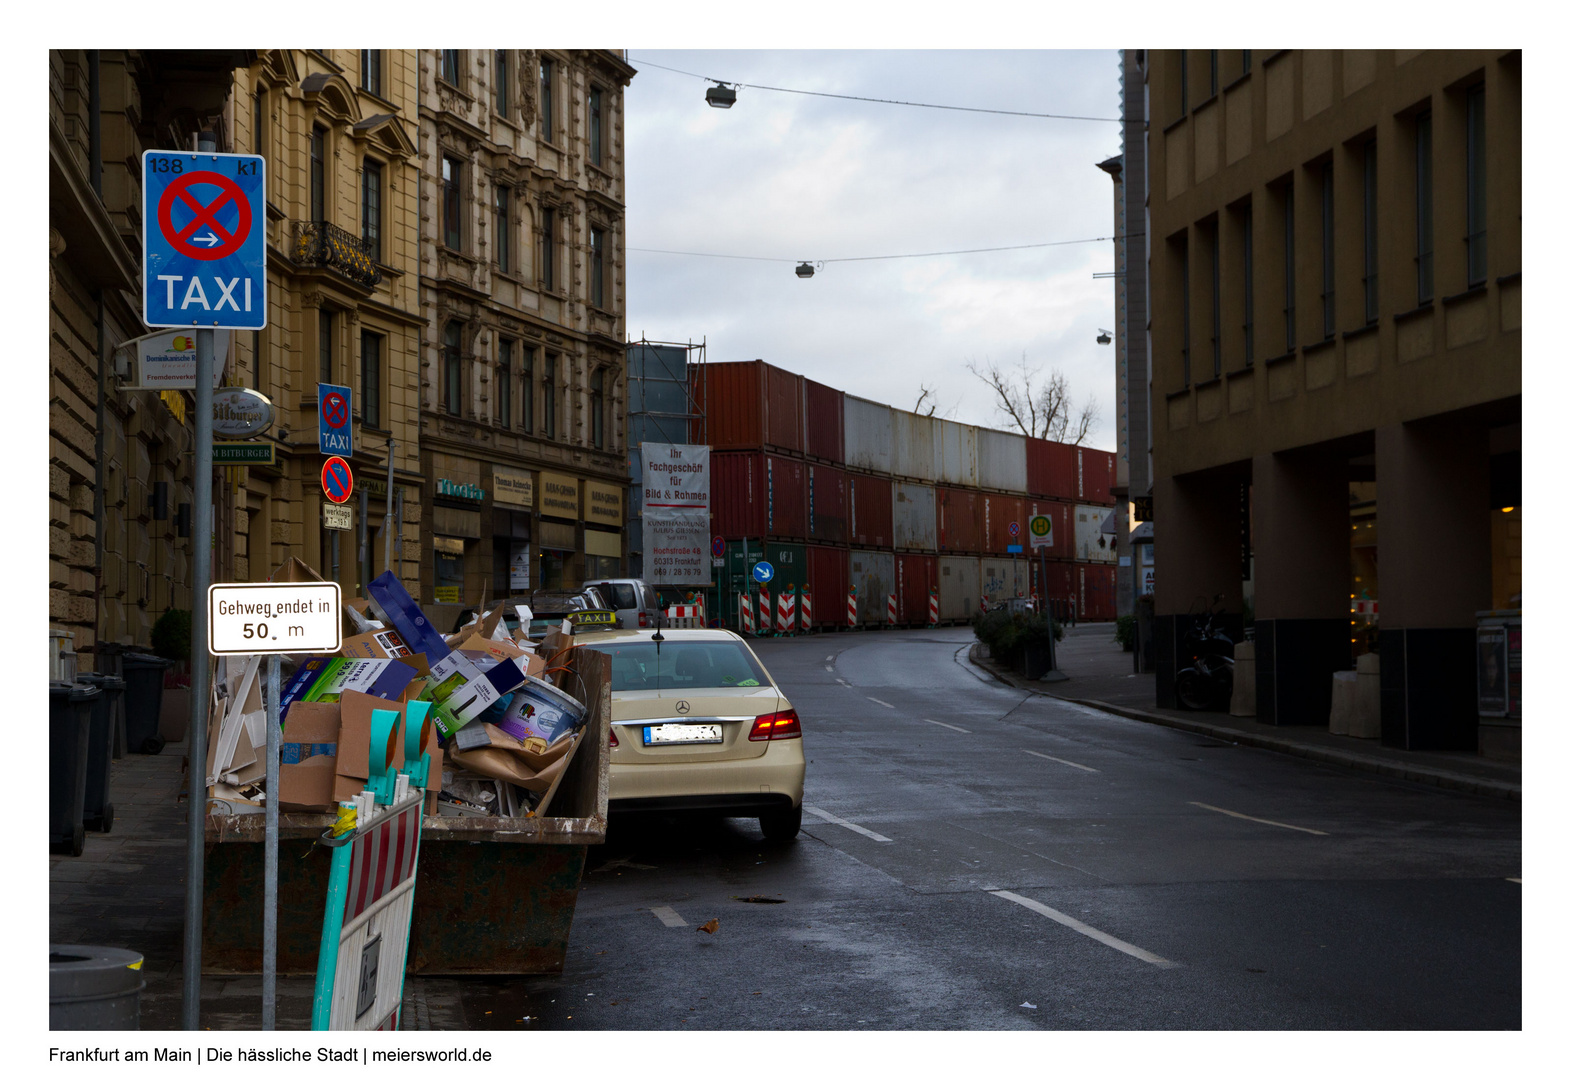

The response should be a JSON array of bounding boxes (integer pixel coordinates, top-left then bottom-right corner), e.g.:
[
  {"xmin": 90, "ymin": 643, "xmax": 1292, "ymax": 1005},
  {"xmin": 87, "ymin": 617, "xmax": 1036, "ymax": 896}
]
[
  {"xmin": 361, "ymin": 331, "xmax": 382, "ymax": 429},
  {"xmin": 1466, "ymin": 84, "xmax": 1487, "ymax": 287},
  {"xmin": 590, "ymin": 86, "xmax": 604, "ymax": 166},
  {"xmin": 494, "ymin": 49, "xmax": 509, "ymax": 118},
  {"xmin": 1284, "ymin": 182, "xmax": 1296, "ymax": 350},
  {"xmin": 1209, "ymin": 50, "xmax": 1218, "ymax": 98},
  {"xmin": 524, "ymin": 345, "xmax": 537, "ymax": 430},
  {"xmin": 442, "ymin": 156, "xmax": 462, "ymax": 250},
  {"xmin": 542, "ymin": 353, "xmax": 556, "ymax": 439},
  {"xmin": 361, "ymin": 159, "xmax": 382, "ymax": 264},
  {"xmin": 1210, "ymin": 223, "xmax": 1221, "ymax": 378},
  {"xmin": 1415, "ymin": 110, "xmax": 1434, "ymax": 304},
  {"xmin": 1179, "ymin": 50, "xmax": 1188, "ymax": 117},
  {"xmin": 361, "ymin": 50, "xmax": 381, "ymax": 97},
  {"xmin": 494, "ymin": 184, "xmax": 510, "ymax": 273},
  {"xmin": 591, "ymin": 368, "xmax": 605, "ymax": 450},
  {"xmin": 540, "ymin": 57, "xmax": 555, "ymax": 142},
  {"xmin": 1320, "ymin": 163, "xmax": 1335, "ymax": 340},
  {"xmin": 442, "ymin": 321, "xmax": 463, "ymax": 416},
  {"xmin": 254, "ymin": 88, "xmax": 266, "ymax": 156},
  {"xmin": 1181, "ymin": 239, "xmax": 1191, "ymax": 388},
  {"xmin": 590, "ymin": 226, "xmax": 606, "ymax": 308},
  {"xmin": 1242, "ymin": 203, "xmax": 1255, "ymax": 365},
  {"xmin": 541, "ymin": 207, "xmax": 556, "ymax": 291},
  {"xmin": 310, "ymin": 126, "xmax": 326, "ymax": 223},
  {"xmin": 440, "ymin": 49, "xmax": 462, "ymax": 87},
  {"xmin": 318, "ymin": 310, "xmax": 334, "ymax": 384},
  {"xmin": 1363, "ymin": 140, "xmax": 1378, "ymax": 325},
  {"xmin": 497, "ymin": 339, "xmax": 512, "ymax": 428}
]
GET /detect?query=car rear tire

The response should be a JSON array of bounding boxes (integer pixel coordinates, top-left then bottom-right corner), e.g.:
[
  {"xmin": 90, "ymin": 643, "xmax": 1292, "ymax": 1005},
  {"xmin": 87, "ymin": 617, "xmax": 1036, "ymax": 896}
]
[{"xmin": 759, "ymin": 805, "xmax": 801, "ymax": 843}]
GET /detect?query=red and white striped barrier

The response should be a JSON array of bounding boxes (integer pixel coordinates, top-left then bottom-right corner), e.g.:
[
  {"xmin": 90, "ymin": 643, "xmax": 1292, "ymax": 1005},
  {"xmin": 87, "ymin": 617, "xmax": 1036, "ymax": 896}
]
[
  {"xmin": 928, "ymin": 589, "xmax": 939, "ymax": 626},
  {"xmin": 758, "ymin": 585, "xmax": 771, "ymax": 631},
  {"xmin": 665, "ymin": 605, "xmax": 703, "ymax": 629},
  {"xmin": 739, "ymin": 593, "xmax": 755, "ymax": 635},
  {"xmin": 1352, "ymin": 600, "xmax": 1379, "ymax": 617},
  {"xmin": 778, "ymin": 588, "xmax": 796, "ymax": 635},
  {"xmin": 886, "ymin": 592, "xmax": 897, "ymax": 625},
  {"xmin": 847, "ymin": 587, "xmax": 857, "ymax": 628},
  {"xmin": 801, "ymin": 590, "xmax": 813, "ymax": 632},
  {"xmin": 979, "ymin": 595, "xmax": 989, "ymax": 613}
]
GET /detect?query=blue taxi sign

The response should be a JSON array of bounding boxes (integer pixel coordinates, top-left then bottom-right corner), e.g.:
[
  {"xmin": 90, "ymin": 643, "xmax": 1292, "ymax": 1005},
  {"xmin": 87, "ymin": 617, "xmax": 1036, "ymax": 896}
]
[{"xmin": 142, "ymin": 150, "xmax": 267, "ymax": 330}]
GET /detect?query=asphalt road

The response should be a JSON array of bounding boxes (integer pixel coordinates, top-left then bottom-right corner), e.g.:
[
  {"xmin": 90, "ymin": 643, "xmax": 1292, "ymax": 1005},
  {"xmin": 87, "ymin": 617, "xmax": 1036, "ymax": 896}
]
[{"xmin": 440, "ymin": 628, "xmax": 1521, "ymax": 1031}]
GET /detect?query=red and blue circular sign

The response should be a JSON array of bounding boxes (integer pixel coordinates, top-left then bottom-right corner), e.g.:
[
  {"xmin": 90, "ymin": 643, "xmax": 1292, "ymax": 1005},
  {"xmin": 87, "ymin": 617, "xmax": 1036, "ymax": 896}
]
[
  {"xmin": 321, "ymin": 456, "xmax": 354, "ymax": 505},
  {"xmin": 158, "ymin": 171, "xmax": 253, "ymax": 261},
  {"xmin": 322, "ymin": 391, "xmax": 350, "ymax": 429},
  {"xmin": 712, "ymin": 535, "xmax": 726, "ymax": 558}
]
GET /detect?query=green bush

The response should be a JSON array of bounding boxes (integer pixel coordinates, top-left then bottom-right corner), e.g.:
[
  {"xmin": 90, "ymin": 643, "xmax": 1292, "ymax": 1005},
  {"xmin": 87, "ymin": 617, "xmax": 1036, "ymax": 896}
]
[
  {"xmin": 151, "ymin": 608, "xmax": 192, "ymax": 662},
  {"xmin": 1114, "ymin": 613, "xmax": 1136, "ymax": 648},
  {"xmin": 973, "ymin": 607, "xmax": 1062, "ymax": 668}
]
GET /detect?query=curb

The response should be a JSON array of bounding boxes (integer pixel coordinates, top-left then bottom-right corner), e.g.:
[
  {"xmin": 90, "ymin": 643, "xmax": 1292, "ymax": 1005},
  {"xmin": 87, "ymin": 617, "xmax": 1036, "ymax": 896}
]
[{"xmin": 968, "ymin": 644, "xmax": 1520, "ymax": 802}]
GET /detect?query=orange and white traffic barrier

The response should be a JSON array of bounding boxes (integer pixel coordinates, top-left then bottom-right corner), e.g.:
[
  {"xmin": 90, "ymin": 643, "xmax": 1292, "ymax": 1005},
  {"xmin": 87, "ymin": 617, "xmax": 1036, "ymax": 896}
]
[
  {"xmin": 739, "ymin": 593, "xmax": 755, "ymax": 635},
  {"xmin": 886, "ymin": 592, "xmax": 897, "ymax": 625},
  {"xmin": 1352, "ymin": 599, "xmax": 1378, "ymax": 618},
  {"xmin": 778, "ymin": 588, "xmax": 796, "ymax": 635},
  {"xmin": 847, "ymin": 587, "xmax": 857, "ymax": 628},
  {"xmin": 801, "ymin": 590, "xmax": 813, "ymax": 632},
  {"xmin": 928, "ymin": 588, "xmax": 939, "ymax": 626},
  {"xmin": 665, "ymin": 605, "xmax": 703, "ymax": 629}
]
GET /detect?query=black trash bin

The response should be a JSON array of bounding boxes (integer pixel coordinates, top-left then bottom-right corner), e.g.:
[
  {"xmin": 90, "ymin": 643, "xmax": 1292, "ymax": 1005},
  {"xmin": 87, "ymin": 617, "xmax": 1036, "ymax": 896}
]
[
  {"xmin": 94, "ymin": 642, "xmax": 127, "ymax": 758},
  {"xmin": 119, "ymin": 653, "xmax": 170, "ymax": 755},
  {"xmin": 50, "ymin": 944, "xmax": 144, "ymax": 1029},
  {"xmin": 50, "ymin": 682, "xmax": 99, "ymax": 857},
  {"xmin": 74, "ymin": 674, "xmax": 124, "ymax": 833}
]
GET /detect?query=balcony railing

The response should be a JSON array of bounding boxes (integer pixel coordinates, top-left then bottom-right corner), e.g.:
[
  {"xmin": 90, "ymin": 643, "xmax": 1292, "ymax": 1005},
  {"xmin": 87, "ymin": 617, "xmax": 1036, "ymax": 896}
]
[{"xmin": 292, "ymin": 220, "xmax": 382, "ymax": 288}]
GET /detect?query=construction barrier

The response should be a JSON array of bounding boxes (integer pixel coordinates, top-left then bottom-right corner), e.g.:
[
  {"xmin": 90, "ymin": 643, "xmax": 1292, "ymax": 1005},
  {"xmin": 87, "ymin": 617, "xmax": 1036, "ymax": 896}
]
[
  {"xmin": 739, "ymin": 593, "xmax": 755, "ymax": 635},
  {"xmin": 847, "ymin": 587, "xmax": 857, "ymax": 628},
  {"xmin": 800, "ymin": 590, "xmax": 813, "ymax": 633},
  {"xmin": 778, "ymin": 588, "xmax": 796, "ymax": 635},
  {"xmin": 758, "ymin": 585, "xmax": 771, "ymax": 635},
  {"xmin": 928, "ymin": 588, "xmax": 939, "ymax": 626},
  {"xmin": 886, "ymin": 593, "xmax": 897, "ymax": 626},
  {"xmin": 665, "ymin": 605, "xmax": 703, "ymax": 629}
]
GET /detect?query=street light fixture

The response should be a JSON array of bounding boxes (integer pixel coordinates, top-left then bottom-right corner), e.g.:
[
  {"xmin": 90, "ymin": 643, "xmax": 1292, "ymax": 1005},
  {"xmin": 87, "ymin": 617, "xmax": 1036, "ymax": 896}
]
[
  {"xmin": 1096, "ymin": 328, "xmax": 1112, "ymax": 344},
  {"xmin": 795, "ymin": 262, "xmax": 815, "ymax": 279},
  {"xmin": 705, "ymin": 82, "xmax": 737, "ymax": 108}
]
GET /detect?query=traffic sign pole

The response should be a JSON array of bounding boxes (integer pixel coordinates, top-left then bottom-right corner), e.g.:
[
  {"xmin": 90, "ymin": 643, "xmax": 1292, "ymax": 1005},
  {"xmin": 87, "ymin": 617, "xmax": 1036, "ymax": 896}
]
[
  {"xmin": 182, "ymin": 130, "xmax": 218, "ymax": 1033},
  {"xmin": 263, "ymin": 653, "xmax": 281, "ymax": 1030}
]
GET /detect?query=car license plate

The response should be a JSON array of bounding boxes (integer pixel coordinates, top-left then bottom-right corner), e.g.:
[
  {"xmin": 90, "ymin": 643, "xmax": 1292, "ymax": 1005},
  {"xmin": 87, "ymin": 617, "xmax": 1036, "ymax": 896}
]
[{"xmin": 643, "ymin": 723, "xmax": 723, "ymax": 746}]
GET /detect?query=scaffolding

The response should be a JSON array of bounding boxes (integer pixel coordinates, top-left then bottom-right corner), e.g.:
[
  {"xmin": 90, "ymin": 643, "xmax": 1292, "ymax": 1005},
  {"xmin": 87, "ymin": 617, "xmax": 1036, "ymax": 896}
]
[{"xmin": 625, "ymin": 337, "xmax": 707, "ymax": 585}]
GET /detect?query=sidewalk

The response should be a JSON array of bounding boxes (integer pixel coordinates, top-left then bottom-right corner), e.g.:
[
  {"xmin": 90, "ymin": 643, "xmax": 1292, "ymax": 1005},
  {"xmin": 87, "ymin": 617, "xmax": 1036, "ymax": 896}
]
[
  {"xmin": 971, "ymin": 622, "xmax": 1521, "ymax": 801},
  {"xmin": 47, "ymin": 734, "xmax": 466, "ymax": 1030}
]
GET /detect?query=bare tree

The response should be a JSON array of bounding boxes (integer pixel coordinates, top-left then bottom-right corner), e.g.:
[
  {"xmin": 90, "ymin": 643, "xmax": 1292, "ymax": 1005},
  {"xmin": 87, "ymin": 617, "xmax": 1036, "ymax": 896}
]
[
  {"xmin": 965, "ymin": 354, "xmax": 1100, "ymax": 445},
  {"xmin": 913, "ymin": 384, "xmax": 939, "ymax": 417}
]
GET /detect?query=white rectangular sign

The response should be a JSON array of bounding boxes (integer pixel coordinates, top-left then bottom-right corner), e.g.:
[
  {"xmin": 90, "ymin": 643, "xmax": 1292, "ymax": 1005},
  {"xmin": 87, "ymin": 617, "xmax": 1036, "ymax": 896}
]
[
  {"xmin": 122, "ymin": 328, "xmax": 231, "ymax": 389},
  {"xmin": 641, "ymin": 443, "xmax": 710, "ymax": 511},
  {"xmin": 208, "ymin": 582, "xmax": 342, "ymax": 655},
  {"xmin": 644, "ymin": 511, "xmax": 711, "ymax": 586},
  {"xmin": 323, "ymin": 502, "xmax": 353, "ymax": 531}
]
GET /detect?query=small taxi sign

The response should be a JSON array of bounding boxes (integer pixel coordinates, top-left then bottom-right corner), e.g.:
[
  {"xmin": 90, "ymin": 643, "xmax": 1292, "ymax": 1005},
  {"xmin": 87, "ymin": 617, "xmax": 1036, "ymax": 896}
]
[{"xmin": 208, "ymin": 581, "xmax": 342, "ymax": 655}]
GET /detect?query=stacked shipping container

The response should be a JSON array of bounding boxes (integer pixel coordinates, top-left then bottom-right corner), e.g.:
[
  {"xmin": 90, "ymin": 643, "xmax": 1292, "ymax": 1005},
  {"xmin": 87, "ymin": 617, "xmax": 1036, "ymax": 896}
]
[{"xmin": 695, "ymin": 360, "xmax": 1119, "ymax": 627}]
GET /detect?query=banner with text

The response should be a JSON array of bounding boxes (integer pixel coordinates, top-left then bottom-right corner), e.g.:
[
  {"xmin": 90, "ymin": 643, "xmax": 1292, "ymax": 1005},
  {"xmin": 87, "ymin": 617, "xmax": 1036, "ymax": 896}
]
[
  {"xmin": 642, "ymin": 443, "xmax": 710, "ymax": 586},
  {"xmin": 641, "ymin": 443, "xmax": 709, "ymax": 512}
]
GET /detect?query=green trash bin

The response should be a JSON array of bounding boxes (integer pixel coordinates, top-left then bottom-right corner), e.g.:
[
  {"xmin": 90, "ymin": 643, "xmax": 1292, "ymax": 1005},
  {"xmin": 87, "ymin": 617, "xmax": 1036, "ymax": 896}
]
[
  {"xmin": 50, "ymin": 682, "xmax": 98, "ymax": 857},
  {"xmin": 75, "ymin": 674, "xmax": 124, "ymax": 833},
  {"xmin": 120, "ymin": 653, "xmax": 170, "ymax": 755}
]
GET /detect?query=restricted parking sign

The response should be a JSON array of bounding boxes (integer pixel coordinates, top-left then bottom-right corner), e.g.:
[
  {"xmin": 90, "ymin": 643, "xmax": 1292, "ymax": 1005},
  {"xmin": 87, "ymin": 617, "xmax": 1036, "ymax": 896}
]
[
  {"xmin": 318, "ymin": 382, "xmax": 354, "ymax": 457},
  {"xmin": 322, "ymin": 456, "xmax": 354, "ymax": 504},
  {"xmin": 142, "ymin": 150, "xmax": 267, "ymax": 330}
]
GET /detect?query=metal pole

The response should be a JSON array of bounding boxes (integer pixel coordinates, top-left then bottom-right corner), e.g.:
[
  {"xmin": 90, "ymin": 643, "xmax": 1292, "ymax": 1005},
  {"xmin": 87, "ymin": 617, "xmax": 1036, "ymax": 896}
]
[
  {"xmin": 182, "ymin": 129, "xmax": 217, "ymax": 1033},
  {"xmin": 394, "ymin": 487, "xmax": 403, "ymax": 582},
  {"xmin": 383, "ymin": 439, "xmax": 395, "ymax": 577},
  {"xmin": 263, "ymin": 653, "xmax": 280, "ymax": 1029},
  {"xmin": 359, "ymin": 486, "xmax": 369, "ymax": 597}
]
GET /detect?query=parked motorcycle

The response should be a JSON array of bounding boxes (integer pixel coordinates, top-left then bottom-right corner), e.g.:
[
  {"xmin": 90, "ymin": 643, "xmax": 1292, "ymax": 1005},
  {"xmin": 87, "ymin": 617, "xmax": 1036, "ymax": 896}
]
[{"xmin": 1175, "ymin": 597, "xmax": 1235, "ymax": 711}]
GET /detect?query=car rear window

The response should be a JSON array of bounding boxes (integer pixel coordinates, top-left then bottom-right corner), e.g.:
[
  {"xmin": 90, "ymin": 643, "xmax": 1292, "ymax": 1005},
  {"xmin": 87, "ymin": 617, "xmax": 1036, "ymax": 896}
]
[
  {"xmin": 602, "ymin": 584, "xmax": 639, "ymax": 610},
  {"xmin": 579, "ymin": 641, "xmax": 769, "ymax": 692}
]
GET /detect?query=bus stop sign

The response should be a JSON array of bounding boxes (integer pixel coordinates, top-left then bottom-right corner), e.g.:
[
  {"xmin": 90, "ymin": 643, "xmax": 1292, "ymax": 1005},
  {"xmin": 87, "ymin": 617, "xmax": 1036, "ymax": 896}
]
[{"xmin": 142, "ymin": 150, "xmax": 267, "ymax": 330}]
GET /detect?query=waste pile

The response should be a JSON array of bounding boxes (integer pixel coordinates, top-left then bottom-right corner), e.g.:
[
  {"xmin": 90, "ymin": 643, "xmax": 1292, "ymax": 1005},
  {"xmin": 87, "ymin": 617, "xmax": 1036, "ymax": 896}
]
[{"xmin": 206, "ymin": 560, "xmax": 593, "ymax": 820}]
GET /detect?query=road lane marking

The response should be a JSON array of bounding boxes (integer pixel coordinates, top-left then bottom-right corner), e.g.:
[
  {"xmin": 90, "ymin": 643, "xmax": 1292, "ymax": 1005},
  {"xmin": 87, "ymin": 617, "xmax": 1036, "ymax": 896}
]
[
  {"xmin": 1189, "ymin": 801, "xmax": 1329, "ymax": 836},
  {"xmin": 835, "ymin": 678, "xmax": 850, "ymax": 687},
  {"xmin": 650, "ymin": 906, "xmax": 687, "ymax": 927},
  {"xmin": 920, "ymin": 718, "xmax": 971, "ymax": 734},
  {"xmin": 804, "ymin": 805, "xmax": 893, "ymax": 842},
  {"xmin": 990, "ymin": 890, "xmax": 1178, "ymax": 969},
  {"xmin": 867, "ymin": 697, "xmax": 895, "ymax": 709},
  {"xmin": 1024, "ymin": 749, "xmax": 1098, "ymax": 772}
]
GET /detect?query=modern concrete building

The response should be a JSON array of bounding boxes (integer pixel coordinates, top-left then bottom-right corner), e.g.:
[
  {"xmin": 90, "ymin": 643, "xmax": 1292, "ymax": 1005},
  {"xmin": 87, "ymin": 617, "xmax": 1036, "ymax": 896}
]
[
  {"xmin": 1145, "ymin": 50, "xmax": 1520, "ymax": 757},
  {"xmin": 417, "ymin": 49, "xmax": 635, "ymax": 610}
]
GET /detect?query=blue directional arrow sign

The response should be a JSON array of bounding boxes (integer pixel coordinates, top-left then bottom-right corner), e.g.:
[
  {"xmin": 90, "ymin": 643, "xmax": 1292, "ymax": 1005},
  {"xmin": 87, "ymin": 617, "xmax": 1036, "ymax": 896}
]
[
  {"xmin": 142, "ymin": 150, "xmax": 267, "ymax": 330},
  {"xmin": 752, "ymin": 561, "xmax": 774, "ymax": 585}
]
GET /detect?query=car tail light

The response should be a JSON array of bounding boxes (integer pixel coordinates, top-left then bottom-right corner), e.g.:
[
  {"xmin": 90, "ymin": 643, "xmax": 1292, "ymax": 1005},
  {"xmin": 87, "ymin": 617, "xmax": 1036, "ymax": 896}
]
[
  {"xmin": 608, "ymin": 727, "xmax": 619, "ymax": 747},
  {"xmin": 638, "ymin": 611, "xmax": 648, "ymax": 628},
  {"xmin": 748, "ymin": 709, "xmax": 801, "ymax": 741}
]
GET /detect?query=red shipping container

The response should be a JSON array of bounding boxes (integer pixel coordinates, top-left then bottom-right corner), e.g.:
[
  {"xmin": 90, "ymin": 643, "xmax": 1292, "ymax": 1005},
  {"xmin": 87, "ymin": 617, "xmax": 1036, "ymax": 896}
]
[
  {"xmin": 1076, "ymin": 562, "xmax": 1117, "ymax": 621},
  {"xmin": 849, "ymin": 474, "xmax": 894, "ymax": 549},
  {"xmin": 806, "ymin": 544, "xmax": 850, "ymax": 627},
  {"xmin": 1076, "ymin": 446, "xmax": 1115, "ymax": 504},
  {"xmin": 803, "ymin": 379, "xmax": 845, "ymax": 464},
  {"xmin": 895, "ymin": 553, "xmax": 939, "ymax": 625},
  {"xmin": 982, "ymin": 494, "xmax": 1026, "ymax": 555},
  {"xmin": 1031, "ymin": 560, "xmax": 1074, "ymax": 615},
  {"xmin": 1027, "ymin": 438, "xmax": 1077, "ymax": 500},
  {"xmin": 937, "ymin": 486, "xmax": 983, "ymax": 553},
  {"xmin": 691, "ymin": 360, "xmax": 804, "ymax": 454},
  {"xmin": 710, "ymin": 452, "xmax": 808, "ymax": 539},
  {"xmin": 808, "ymin": 464, "xmax": 848, "ymax": 543},
  {"xmin": 1026, "ymin": 499, "xmax": 1072, "ymax": 561}
]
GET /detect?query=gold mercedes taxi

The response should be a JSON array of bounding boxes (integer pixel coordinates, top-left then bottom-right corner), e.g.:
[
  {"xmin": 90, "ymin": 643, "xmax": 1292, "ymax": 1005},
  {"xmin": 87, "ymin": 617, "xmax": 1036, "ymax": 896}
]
[{"xmin": 572, "ymin": 627, "xmax": 805, "ymax": 841}]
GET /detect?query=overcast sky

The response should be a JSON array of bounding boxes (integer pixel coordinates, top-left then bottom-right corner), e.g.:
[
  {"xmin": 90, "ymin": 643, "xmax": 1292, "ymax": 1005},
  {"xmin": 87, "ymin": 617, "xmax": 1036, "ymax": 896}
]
[{"xmin": 622, "ymin": 50, "xmax": 1125, "ymax": 451}]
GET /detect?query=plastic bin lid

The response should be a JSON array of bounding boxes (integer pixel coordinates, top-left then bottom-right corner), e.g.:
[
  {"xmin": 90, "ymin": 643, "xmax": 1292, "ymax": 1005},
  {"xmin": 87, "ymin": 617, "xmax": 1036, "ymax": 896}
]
[
  {"xmin": 122, "ymin": 652, "xmax": 173, "ymax": 666},
  {"xmin": 51, "ymin": 681, "xmax": 99, "ymax": 702},
  {"xmin": 48, "ymin": 944, "xmax": 145, "ymax": 998},
  {"xmin": 76, "ymin": 673, "xmax": 126, "ymax": 690}
]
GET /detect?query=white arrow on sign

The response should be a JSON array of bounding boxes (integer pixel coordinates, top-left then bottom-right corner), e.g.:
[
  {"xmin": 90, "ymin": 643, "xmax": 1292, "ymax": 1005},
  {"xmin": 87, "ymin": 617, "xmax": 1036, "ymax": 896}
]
[{"xmin": 194, "ymin": 232, "xmax": 222, "ymax": 247}]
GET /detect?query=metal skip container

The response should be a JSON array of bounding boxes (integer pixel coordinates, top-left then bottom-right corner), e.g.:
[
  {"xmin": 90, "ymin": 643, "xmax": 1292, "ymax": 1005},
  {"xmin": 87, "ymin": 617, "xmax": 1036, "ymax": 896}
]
[{"xmin": 849, "ymin": 549, "xmax": 896, "ymax": 626}]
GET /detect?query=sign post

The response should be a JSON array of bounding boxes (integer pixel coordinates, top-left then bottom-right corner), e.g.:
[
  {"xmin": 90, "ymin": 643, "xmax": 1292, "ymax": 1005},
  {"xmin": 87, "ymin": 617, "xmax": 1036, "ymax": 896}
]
[
  {"xmin": 145, "ymin": 136, "xmax": 267, "ymax": 1031},
  {"xmin": 1027, "ymin": 513, "xmax": 1066, "ymax": 681}
]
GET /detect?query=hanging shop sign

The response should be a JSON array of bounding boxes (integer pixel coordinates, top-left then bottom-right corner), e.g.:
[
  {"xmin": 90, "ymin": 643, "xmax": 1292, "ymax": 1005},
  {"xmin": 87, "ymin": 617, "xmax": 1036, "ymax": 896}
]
[{"xmin": 212, "ymin": 387, "xmax": 274, "ymax": 438}]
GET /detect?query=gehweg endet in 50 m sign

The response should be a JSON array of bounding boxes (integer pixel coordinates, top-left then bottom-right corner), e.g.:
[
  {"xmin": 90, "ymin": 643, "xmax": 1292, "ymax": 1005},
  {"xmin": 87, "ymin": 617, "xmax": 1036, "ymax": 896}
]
[{"xmin": 208, "ymin": 582, "xmax": 342, "ymax": 655}]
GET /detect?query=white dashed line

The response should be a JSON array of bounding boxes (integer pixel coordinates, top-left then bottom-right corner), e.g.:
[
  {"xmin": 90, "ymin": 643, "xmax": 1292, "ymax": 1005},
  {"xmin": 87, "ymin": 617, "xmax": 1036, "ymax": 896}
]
[
  {"xmin": 919, "ymin": 718, "xmax": 971, "ymax": 734},
  {"xmin": 867, "ymin": 697, "xmax": 895, "ymax": 709},
  {"xmin": 650, "ymin": 906, "xmax": 687, "ymax": 927},
  {"xmin": 1507, "ymin": 877, "xmax": 1521, "ymax": 883},
  {"xmin": 990, "ymin": 890, "xmax": 1179, "ymax": 968},
  {"xmin": 835, "ymin": 678, "xmax": 850, "ymax": 687},
  {"xmin": 804, "ymin": 805, "xmax": 893, "ymax": 842},
  {"xmin": 1189, "ymin": 801, "xmax": 1330, "ymax": 836},
  {"xmin": 1024, "ymin": 749, "xmax": 1099, "ymax": 772}
]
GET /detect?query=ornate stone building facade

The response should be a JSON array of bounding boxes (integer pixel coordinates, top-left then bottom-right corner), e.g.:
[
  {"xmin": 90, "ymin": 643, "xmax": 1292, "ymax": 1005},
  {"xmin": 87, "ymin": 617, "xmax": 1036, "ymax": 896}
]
[{"xmin": 416, "ymin": 49, "xmax": 635, "ymax": 611}]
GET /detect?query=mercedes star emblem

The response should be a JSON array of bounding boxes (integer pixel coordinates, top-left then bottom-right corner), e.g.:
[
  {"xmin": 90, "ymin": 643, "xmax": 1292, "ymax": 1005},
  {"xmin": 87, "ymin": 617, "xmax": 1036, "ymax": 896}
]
[{"xmin": 675, "ymin": 700, "xmax": 691, "ymax": 715}]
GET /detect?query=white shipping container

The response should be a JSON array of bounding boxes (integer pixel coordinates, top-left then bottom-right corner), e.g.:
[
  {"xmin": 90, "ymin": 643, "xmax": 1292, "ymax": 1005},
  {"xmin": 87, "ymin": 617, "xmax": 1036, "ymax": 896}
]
[
  {"xmin": 892, "ymin": 481, "xmax": 937, "ymax": 551},
  {"xmin": 979, "ymin": 557, "xmax": 1029, "ymax": 602},
  {"xmin": 937, "ymin": 556, "xmax": 981, "ymax": 621},
  {"xmin": 890, "ymin": 410, "xmax": 936, "ymax": 482},
  {"xmin": 1074, "ymin": 503, "xmax": 1117, "ymax": 563},
  {"xmin": 976, "ymin": 428, "xmax": 1029, "ymax": 492},
  {"xmin": 933, "ymin": 420, "xmax": 979, "ymax": 487},
  {"xmin": 844, "ymin": 395, "xmax": 893, "ymax": 475},
  {"xmin": 849, "ymin": 549, "xmax": 896, "ymax": 624}
]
